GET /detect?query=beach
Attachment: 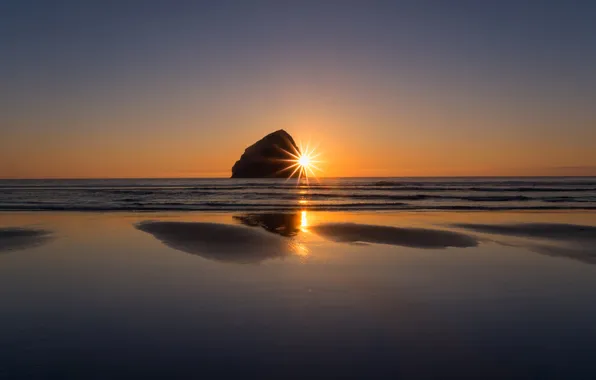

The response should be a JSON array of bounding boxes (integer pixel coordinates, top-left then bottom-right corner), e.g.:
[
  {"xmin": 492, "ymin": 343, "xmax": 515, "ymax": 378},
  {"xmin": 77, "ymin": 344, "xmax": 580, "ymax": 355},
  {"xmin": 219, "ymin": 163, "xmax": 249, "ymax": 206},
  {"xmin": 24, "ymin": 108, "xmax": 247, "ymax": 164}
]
[
  {"xmin": 4, "ymin": 0, "xmax": 596, "ymax": 377},
  {"xmin": 2, "ymin": 209, "xmax": 596, "ymax": 379}
]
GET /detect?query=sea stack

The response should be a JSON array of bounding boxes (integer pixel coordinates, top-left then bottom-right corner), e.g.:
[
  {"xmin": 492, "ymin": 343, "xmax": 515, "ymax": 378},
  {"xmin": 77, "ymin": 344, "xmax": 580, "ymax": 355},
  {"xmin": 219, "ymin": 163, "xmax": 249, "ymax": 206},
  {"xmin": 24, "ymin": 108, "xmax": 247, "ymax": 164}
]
[{"xmin": 231, "ymin": 130, "xmax": 301, "ymax": 178}]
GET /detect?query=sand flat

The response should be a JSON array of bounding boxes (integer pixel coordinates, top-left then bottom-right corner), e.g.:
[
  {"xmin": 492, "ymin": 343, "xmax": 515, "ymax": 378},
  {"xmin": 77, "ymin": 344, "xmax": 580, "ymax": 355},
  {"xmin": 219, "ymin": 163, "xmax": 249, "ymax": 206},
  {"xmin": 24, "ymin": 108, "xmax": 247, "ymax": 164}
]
[{"xmin": 1, "ymin": 210, "xmax": 596, "ymax": 379}]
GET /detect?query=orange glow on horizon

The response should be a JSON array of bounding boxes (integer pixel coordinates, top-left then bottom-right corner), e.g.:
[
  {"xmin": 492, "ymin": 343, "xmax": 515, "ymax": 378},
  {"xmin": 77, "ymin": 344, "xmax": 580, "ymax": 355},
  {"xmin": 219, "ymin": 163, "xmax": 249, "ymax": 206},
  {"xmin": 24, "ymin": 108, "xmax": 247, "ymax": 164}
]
[{"xmin": 2, "ymin": 127, "xmax": 596, "ymax": 178}]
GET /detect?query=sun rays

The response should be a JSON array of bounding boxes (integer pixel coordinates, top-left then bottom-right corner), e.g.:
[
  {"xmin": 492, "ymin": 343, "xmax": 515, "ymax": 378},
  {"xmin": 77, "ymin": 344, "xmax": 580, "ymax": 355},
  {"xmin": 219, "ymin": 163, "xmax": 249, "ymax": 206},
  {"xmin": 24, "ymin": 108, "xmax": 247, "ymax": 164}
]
[{"xmin": 278, "ymin": 140, "xmax": 323, "ymax": 184}]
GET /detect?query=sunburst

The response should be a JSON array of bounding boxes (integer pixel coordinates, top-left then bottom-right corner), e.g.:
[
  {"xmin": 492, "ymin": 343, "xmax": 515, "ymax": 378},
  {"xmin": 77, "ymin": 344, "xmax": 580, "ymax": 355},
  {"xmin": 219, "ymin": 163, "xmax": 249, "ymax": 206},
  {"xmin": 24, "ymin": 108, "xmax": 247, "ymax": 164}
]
[{"xmin": 277, "ymin": 140, "xmax": 322, "ymax": 184}]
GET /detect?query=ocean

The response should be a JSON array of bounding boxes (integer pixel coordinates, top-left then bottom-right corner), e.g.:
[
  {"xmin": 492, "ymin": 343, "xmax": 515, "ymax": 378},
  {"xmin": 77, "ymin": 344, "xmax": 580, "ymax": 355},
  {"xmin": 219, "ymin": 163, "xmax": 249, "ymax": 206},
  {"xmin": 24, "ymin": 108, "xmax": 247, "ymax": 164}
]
[{"xmin": 1, "ymin": 177, "xmax": 596, "ymax": 212}]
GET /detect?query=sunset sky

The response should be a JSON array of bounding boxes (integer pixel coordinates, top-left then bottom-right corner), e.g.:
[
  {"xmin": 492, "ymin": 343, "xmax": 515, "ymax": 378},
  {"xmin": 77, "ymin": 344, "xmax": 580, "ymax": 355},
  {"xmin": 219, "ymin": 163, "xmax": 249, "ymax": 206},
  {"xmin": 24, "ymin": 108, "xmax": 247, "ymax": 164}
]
[{"xmin": 1, "ymin": 1, "xmax": 595, "ymax": 178}]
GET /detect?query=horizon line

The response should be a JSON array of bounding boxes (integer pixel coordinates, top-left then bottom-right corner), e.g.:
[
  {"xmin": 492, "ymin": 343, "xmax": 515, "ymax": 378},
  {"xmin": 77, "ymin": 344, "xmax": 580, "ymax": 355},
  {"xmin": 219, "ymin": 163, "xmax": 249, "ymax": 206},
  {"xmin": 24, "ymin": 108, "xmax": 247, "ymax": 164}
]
[{"xmin": 1, "ymin": 175, "xmax": 595, "ymax": 181}]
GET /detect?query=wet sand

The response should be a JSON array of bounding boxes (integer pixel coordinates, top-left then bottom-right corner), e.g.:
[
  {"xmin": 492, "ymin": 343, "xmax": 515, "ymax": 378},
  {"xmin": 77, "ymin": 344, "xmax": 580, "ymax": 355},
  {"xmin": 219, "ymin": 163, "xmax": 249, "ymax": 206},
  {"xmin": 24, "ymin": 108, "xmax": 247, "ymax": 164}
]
[{"xmin": 1, "ymin": 210, "xmax": 596, "ymax": 379}]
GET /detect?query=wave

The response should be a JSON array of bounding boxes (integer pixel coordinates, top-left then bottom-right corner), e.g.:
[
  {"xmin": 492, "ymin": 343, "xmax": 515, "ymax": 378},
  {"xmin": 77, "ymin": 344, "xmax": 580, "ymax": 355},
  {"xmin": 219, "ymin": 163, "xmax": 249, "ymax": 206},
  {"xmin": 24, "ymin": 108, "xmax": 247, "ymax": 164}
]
[
  {"xmin": 3, "ymin": 180, "xmax": 596, "ymax": 193},
  {"xmin": 243, "ymin": 192, "xmax": 594, "ymax": 203},
  {"xmin": 1, "ymin": 203, "xmax": 596, "ymax": 212},
  {"xmin": 3, "ymin": 186, "xmax": 596, "ymax": 194},
  {"xmin": 370, "ymin": 180, "xmax": 596, "ymax": 187},
  {"xmin": 1, "ymin": 178, "xmax": 595, "ymax": 212}
]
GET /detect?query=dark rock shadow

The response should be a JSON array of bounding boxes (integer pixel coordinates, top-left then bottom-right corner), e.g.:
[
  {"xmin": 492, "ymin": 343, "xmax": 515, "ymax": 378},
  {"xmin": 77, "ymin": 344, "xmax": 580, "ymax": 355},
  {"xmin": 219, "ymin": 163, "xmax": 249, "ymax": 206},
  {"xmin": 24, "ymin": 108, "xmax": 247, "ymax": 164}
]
[
  {"xmin": 453, "ymin": 223, "xmax": 596, "ymax": 265},
  {"xmin": 311, "ymin": 223, "xmax": 478, "ymax": 249},
  {"xmin": 0, "ymin": 227, "xmax": 53, "ymax": 253},
  {"xmin": 233, "ymin": 213, "xmax": 300, "ymax": 237},
  {"xmin": 136, "ymin": 221, "xmax": 291, "ymax": 264}
]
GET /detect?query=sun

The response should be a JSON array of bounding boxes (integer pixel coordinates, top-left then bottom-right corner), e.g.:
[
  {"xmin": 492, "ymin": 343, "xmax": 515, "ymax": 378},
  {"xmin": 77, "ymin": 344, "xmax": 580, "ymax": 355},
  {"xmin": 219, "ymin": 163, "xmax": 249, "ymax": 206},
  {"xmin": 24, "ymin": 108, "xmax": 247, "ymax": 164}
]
[
  {"xmin": 298, "ymin": 155, "xmax": 311, "ymax": 168},
  {"xmin": 278, "ymin": 140, "xmax": 322, "ymax": 183}
]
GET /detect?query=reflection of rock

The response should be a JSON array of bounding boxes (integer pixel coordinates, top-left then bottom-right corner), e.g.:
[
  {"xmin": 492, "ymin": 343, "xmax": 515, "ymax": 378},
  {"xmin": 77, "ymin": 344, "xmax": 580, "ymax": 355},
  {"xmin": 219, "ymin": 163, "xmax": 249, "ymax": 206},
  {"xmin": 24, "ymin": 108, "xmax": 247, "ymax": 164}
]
[
  {"xmin": 231, "ymin": 129, "xmax": 300, "ymax": 178},
  {"xmin": 136, "ymin": 221, "xmax": 291, "ymax": 264},
  {"xmin": 312, "ymin": 223, "xmax": 478, "ymax": 249},
  {"xmin": 234, "ymin": 213, "xmax": 300, "ymax": 237},
  {"xmin": 0, "ymin": 227, "xmax": 52, "ymax": 253}
]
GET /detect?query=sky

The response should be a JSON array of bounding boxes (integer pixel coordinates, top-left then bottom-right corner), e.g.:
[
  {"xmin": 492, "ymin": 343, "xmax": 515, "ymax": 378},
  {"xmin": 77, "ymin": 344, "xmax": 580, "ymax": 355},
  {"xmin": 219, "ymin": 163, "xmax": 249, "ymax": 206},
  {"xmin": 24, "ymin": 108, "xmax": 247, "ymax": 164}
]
[{"xmin": 1, "ymin": 0, "xmax": 595, "ymax": 178}]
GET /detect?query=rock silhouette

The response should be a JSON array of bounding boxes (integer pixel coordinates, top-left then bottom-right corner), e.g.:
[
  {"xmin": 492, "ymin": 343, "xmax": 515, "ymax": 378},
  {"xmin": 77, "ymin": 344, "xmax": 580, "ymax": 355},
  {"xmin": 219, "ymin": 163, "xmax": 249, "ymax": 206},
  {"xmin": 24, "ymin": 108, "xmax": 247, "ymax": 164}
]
[{"xmin": 231, "ymin": 130, "xmax": 300, "ymax": 178}]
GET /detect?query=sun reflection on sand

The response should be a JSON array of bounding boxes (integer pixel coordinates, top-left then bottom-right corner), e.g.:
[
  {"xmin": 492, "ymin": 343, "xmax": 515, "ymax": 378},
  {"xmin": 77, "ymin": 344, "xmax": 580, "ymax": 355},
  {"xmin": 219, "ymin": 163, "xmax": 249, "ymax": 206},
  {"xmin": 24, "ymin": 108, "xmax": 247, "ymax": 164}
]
[
  {"xmin": 290, "ymin": 239, "xmax": 309, "ymax": 258},
  {"xmin": 301, "ymin": 210, "xmax": 308, "ymax": 232},
  {"xmin": 288, "ymin": 210, "xmax": 310, "ymax": 259}
]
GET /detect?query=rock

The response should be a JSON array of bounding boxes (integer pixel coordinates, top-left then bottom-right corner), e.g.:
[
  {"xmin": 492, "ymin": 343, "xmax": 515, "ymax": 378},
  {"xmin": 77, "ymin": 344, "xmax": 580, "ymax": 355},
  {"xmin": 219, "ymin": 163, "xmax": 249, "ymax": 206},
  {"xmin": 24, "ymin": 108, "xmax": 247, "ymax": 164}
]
[{"xmin": 231, "ymin": 130, "xmax": 301, "ymax": 178}]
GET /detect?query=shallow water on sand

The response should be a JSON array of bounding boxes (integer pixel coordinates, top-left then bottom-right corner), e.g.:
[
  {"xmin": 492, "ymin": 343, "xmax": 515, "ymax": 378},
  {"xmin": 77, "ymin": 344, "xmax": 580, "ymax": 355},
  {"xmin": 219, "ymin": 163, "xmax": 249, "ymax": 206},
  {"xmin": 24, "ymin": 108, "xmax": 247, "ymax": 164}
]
[{"xmin": 1, "ymin": 211, "xmax": 596, "ymax": 379}]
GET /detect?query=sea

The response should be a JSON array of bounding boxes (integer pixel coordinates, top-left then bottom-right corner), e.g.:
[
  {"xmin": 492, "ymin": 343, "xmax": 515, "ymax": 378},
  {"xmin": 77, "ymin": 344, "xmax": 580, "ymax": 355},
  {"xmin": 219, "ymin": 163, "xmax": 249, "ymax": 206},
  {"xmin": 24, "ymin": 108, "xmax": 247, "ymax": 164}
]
[{"xmin": 1, "ymin": 177, "xmax": 595, "ymax": 212}]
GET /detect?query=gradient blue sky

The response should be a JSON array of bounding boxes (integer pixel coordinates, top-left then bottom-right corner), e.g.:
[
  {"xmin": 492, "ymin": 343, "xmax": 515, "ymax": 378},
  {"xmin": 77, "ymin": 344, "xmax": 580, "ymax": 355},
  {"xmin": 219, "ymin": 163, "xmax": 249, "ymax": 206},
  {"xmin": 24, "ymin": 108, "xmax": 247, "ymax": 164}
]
[{"xmin": 1, "ymin": 0, "xmax": 595, "ymax": 178}]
